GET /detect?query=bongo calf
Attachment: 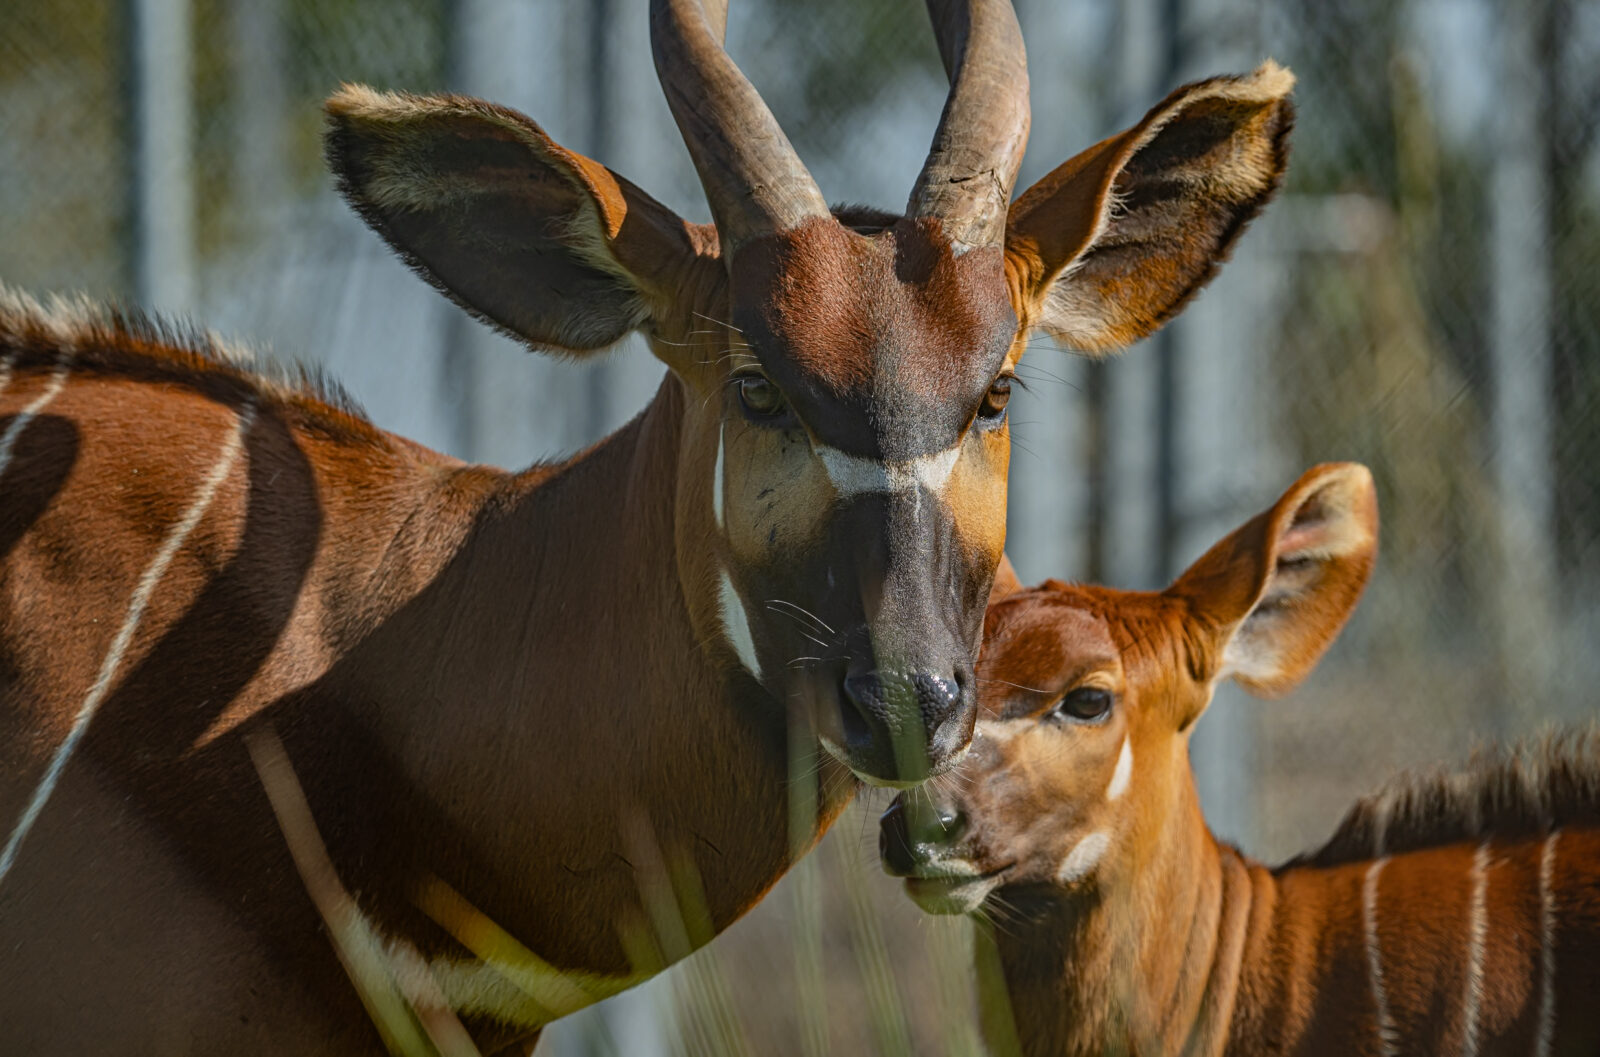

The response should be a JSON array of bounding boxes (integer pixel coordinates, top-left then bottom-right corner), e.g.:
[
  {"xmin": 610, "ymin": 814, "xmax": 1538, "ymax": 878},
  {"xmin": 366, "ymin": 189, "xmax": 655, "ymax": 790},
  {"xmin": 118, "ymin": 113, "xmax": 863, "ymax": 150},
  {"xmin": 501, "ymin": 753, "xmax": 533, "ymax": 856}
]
[{"xmin": 882, "ymin": 463, "xmax": 1600, "ymax": 1056}]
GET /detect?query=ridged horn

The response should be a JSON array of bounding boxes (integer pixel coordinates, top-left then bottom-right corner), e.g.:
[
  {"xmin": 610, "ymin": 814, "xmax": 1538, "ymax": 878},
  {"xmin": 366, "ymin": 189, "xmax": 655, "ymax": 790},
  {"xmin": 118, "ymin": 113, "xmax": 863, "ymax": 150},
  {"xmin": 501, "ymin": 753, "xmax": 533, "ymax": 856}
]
[
  {"xmin": 650, "ymin": 0, "xmax": 831, "ymax": 255},
  {"xmin": 908, "ymin": 0, "xmax": 1031, "ymax": 252}
]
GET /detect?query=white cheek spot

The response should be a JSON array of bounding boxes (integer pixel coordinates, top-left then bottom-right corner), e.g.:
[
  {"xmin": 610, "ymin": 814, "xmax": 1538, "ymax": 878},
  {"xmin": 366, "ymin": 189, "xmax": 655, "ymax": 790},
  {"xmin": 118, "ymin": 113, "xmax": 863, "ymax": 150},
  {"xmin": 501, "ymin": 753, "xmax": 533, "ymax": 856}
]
[
  {"xmin": 816, "ymin": 444, "xmax": 962, "ymax": 498},
  {"xmin": 718, "ymin": 569, "xmax": 762, "ymax": 680},
  {"xmin": 1105, "ymin": 737, "xmax": 1133, "ymax": 801},
  {"xmin": 1056, "ymin": 831, "xmax": 1111, "ymax": 884},
  {"xmin": 712, "ymin": 423, "xmax": 726, "ymax": 529}
]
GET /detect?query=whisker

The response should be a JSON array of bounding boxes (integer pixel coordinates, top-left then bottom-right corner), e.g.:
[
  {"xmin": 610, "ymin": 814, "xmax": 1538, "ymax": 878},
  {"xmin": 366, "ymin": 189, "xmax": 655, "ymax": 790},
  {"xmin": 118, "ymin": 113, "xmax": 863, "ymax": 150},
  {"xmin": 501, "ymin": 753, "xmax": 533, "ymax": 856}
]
[
  {"xmin": 691, "ymin": 310, "xmax": 745, "ymax": 335},
  {"xmin": 975, "ymin": 676, "xmax": 1055, "ymax": 696},
  {"xmin": 764, "ymin": 599, "xmax": 837, "ymax": 637}
]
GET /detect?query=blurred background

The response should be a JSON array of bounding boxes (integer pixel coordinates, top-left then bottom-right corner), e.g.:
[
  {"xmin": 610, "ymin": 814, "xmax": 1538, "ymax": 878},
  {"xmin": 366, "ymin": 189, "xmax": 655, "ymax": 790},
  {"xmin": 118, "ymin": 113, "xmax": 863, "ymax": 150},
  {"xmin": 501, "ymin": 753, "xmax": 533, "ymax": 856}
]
[{"xmin": 4, "ymin": 0, "xmax": 1598, "ymax": 1052}]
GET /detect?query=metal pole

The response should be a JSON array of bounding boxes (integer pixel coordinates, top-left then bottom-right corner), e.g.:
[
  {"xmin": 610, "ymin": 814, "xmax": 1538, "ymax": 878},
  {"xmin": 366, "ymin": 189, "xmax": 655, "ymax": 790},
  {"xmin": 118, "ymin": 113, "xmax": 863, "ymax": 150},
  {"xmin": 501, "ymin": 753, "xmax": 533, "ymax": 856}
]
[
  {"xmin": 1490, "ymin": 0, "xmax": 1556, "ymax": 723},
  {"xmin": 229, "ymin": 0, "xmax": 289, "ymax": 237},
  {"xmin": 128, "ymin": 0, "xmax": 196, "ymax": 314},
  {"xmin": 1152, "ymin": 0, "xmax": 1184, "ymax": 585}
]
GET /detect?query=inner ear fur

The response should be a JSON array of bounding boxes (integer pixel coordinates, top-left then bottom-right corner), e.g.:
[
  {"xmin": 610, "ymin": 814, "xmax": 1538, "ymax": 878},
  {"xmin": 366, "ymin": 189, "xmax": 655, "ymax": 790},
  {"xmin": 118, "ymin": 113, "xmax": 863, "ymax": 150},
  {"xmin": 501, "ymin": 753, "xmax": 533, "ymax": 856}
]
[
  {"xmin": 1167, "ymin": 462, "xmax": 1378, "ymax": 698},
  {"xmin": 1004, "ymin": 61, "xmax": 1295, "ymax": 354},
  {"xmin": 324, "ymin": 85, "xmax": 721, "ymax": 356}
]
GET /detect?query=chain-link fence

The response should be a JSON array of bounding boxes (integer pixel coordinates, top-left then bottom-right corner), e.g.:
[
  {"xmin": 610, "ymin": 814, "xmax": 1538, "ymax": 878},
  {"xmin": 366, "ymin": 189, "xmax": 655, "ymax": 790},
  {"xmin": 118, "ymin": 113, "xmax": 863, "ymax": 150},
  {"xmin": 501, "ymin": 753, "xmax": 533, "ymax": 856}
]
[{"xmin": 4, "ymin": 0, "xmax": 1597, "ymax": 1052}]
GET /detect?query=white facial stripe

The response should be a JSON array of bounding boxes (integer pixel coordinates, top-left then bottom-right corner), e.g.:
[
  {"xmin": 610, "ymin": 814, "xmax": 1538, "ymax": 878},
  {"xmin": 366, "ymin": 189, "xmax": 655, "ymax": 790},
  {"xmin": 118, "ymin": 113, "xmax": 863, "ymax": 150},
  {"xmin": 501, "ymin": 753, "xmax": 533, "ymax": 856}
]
[
  {"xmin": 712, "ymin": 423, "xmax": 726, "ymax": 529},
  {"xmin": 1106, "ymin": 737, "xmax": 1133, "ymax": 801},
  {"xmin": 1056, "ymin": 831, "xmax": 1110, "ymax": 883},
  {"xmin": 816, "ymin": 444, "xmax": 961, "ymax": 498},
  {"xmin": 717, "ymin": 569, "xmax": 762, "ymax": 680}
]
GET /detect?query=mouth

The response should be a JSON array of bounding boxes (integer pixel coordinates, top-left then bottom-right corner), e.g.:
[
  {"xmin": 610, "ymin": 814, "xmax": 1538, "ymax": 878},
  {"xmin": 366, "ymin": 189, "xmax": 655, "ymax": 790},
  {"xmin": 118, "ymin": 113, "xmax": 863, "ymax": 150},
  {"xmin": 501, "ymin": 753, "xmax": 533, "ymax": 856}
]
[{"xmin": 900, "ymin": 862, "xmax": 1010, "ymax": 915}]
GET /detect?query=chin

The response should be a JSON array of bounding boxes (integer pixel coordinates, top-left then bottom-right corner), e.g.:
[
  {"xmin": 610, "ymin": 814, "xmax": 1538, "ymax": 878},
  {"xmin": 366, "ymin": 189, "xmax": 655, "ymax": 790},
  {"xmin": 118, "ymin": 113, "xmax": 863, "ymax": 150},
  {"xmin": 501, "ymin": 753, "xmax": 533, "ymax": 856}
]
[{"xmin": 903, "ymin": 871, "xmax": 1003, "ymax": 915}]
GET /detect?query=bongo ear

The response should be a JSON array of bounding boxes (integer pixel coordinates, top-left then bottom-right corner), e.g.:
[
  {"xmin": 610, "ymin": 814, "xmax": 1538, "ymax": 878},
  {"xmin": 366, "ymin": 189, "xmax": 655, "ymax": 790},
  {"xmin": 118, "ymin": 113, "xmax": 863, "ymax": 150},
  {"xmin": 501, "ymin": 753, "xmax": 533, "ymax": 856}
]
[
  {"xmin": 1004, "ymin": 62, "xmax": 1294, "ymax": 353},
  {"xmin": 1167, "ymin": 463, "xmax": 1378, "ymax": 699}
]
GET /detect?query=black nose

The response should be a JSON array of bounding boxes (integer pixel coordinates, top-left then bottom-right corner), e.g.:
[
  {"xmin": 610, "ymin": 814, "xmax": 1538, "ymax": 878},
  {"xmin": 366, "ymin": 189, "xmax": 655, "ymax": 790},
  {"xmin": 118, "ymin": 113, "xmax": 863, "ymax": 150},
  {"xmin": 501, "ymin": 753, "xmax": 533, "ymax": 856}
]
[
  {"xmin": 841, "ymin": 667, "xmax": 972, "ymax": 781},
  {"xmin": 879, "ymin": 798, "xmax": 968, "ymax": 876}
]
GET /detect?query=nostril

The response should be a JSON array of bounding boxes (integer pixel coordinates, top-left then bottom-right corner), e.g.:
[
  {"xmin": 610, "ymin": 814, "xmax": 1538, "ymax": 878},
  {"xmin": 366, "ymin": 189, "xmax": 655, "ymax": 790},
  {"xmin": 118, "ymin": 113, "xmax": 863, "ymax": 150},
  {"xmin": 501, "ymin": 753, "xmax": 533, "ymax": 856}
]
[
  {"xmin": 916, "ymin": 672, "xmax": 960, "ymax": 708},
  {"xmin": 879, "ymin": 800, "xmax": 921, "ymax": 875},
  {"xmin": 839, "ymin": 675, "xmax": 877, "ymax": 748},
  {"xmin": 911, "ymin": 671, "xmax": 963, "ymax": 730},
  {"xmin": 906, "ymin": 798, "xmax": 966, "ymax": 847}
]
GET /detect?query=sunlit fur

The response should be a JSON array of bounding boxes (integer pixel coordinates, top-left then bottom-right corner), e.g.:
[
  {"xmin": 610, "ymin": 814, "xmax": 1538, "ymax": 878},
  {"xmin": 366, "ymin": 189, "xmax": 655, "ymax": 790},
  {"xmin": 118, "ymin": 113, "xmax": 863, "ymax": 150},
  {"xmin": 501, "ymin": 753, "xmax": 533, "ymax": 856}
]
[
  {"xmin": 3, "ymin": 49, "xmax": 1294, "ymax": 1057},
  {"xmin": 885, "ymin": 465, "xmax": 1600, "ymax": 1056}
]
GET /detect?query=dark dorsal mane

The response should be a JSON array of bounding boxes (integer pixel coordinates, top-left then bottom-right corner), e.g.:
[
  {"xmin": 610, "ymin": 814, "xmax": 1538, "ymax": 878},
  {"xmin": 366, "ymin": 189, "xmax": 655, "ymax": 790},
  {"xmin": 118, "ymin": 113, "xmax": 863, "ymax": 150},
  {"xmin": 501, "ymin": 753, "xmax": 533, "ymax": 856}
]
[
  {"xmin": 1290, "ymin": 724, "xmax": 1600, "ymax": 869},
  {"xmin": 0, "ymin": 285, "xmax": 381, "ymax": 447}
]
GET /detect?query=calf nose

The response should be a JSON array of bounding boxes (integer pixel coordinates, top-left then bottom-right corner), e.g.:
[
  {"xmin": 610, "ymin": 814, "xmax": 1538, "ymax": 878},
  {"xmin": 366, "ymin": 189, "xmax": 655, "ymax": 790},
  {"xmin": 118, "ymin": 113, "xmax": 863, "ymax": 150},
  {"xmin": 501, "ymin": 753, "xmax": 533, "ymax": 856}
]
[{"xmin": 878, "ymin": 797, "xmax": 968, "ymax": 875}]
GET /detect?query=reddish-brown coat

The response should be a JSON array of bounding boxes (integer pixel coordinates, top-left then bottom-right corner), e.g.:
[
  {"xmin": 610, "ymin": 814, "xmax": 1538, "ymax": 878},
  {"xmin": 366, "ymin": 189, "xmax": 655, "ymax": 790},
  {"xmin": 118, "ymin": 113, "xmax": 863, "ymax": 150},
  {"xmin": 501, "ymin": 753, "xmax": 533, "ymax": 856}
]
[
  {"xmin": 887, "ymin": 464, "xmax": 1600, "ymax": 1056},
  {"xmin": 1, "ymin": 49, "xmax": 1295, "ymax": 1057}
]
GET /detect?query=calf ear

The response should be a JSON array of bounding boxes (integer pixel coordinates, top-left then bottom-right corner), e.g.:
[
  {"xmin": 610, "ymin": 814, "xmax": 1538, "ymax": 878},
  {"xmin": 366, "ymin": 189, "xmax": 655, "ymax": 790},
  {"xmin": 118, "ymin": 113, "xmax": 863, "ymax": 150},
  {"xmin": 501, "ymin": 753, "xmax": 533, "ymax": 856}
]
[
  {"xmin": 324, "ymin": 85, "xmax": 720, "ymax": 357},
  {"xmin": 1167, "ymin": 463, "xmax": 1378, "ymax": 698},
  {"xmin": 1003, "ymin": 62, "xmax": 1294, "ymax": 354}
]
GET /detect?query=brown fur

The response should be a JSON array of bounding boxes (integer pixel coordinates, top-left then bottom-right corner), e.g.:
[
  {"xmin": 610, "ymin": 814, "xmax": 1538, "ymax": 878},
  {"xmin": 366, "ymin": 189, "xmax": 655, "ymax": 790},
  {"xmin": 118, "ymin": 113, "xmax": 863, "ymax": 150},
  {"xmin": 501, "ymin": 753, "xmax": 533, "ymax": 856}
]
[
  {"xmin": 885, "ymin": 464, "xmax": 1600, "ymax": 1056},
  {"xmin": 0, "ymin": 296, "xmax": 850, "ymax": 1054},
  {"xmin": 2, "ymin": 46, "xmax": 1293, "ymax": 1055}
]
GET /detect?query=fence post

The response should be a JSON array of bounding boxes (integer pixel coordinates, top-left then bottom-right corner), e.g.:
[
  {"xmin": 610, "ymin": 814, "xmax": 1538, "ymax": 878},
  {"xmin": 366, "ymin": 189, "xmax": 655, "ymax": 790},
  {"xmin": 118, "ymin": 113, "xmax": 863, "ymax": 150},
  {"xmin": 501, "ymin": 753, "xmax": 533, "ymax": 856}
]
[
  {"xmin": 1002, "ymin": 0, "xmax": 1097, "ymax": 585},
  {"xmin": 1490, "ymin": 0, "xmax": 1556, "ymax": 722},
  {"xmin": 443, "ymin": 0, "xmax": 588, "ymax": 467},
  {"xmin": 228, "ymin": 0, "xmax": 289, "ymax": 239},
  {"xmin": 127, "ymin": 0, "xmax": 196, "ymax": 314}
]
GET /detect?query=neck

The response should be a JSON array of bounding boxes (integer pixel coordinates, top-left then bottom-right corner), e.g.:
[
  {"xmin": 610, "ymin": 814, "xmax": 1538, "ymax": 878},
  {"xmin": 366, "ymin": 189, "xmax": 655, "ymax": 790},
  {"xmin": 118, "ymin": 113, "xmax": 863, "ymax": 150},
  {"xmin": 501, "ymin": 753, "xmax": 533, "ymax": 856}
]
[
  {"xmin": 987, "ymin": 771, "xmax": 1257, "ymax": 1057},
  {"xmin": 990, "ymin": 781, "xmax": 1597, "ymax": 1056},
  {"xmin": 294, "ymin": 375, "xmax": 850, "ymax": 997}
]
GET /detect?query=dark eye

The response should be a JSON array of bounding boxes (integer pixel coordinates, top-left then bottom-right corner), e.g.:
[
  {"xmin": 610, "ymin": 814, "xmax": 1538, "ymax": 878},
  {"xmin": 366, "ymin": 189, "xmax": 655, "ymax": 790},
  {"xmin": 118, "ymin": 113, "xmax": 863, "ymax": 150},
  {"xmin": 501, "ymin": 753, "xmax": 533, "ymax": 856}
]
[
  {"xmin": 737, "ymin": 373, "xmax": 786, "ymax": 418},
  {"xmin": 1054, "ymin": 686, "xmax": 1113, "ymax": 723},
  {"xmin": 978, "ymin": 375, "xmax": 1012, "ymax": 421}
]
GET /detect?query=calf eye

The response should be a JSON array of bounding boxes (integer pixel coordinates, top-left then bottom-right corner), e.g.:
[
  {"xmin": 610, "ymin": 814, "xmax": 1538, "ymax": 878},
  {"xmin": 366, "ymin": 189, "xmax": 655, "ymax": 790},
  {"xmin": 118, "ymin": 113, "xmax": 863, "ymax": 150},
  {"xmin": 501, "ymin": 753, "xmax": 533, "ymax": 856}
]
[
  {"xmin": 1054, "ymin": 686, "xmax": 1112, "ymax": 723},
  {"xmin": 978, "ymin": 375, "xmax": 1012, "ymax": 421},
  {"xmin": 737, "ymin": 373, "xmax": 786, "ymax": 418}
]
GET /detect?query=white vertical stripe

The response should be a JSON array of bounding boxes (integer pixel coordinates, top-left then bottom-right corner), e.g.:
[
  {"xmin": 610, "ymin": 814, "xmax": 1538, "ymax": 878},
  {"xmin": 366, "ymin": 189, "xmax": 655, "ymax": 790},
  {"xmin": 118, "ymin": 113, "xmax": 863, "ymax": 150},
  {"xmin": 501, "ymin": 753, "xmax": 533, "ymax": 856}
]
[
  {"xmin": 0, "ymin": 350, "xmax": 74, "ymax": 481},
  {"xmin": 711, "ymin": 423, "xmax": 726, "ymax": 529},
  {"xmin": 0, "ymin": 402, "xmax": 256, "ymax": 886},
  {"xmin": 1364, "ymin": 856, "xmax": 1400, "ymax": 1057},
  {"xmin": 1105, "ymin": 737, "xmax": 1133, "ymax": 801},
  {"xmin": 1462, "ymin": 840, "xmax": 1491, "ymax": 1057},
  {"xmin": 1534, "ymin": 829, "xmax": 1561, "ymax": 1057},
  {"xmin": 717, "ymin": 568, "xmax": 761, "ymax": 680},
  {"xmin": 1371, "ymin": 790, "xmax": 1392, "ymax": 858}
]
